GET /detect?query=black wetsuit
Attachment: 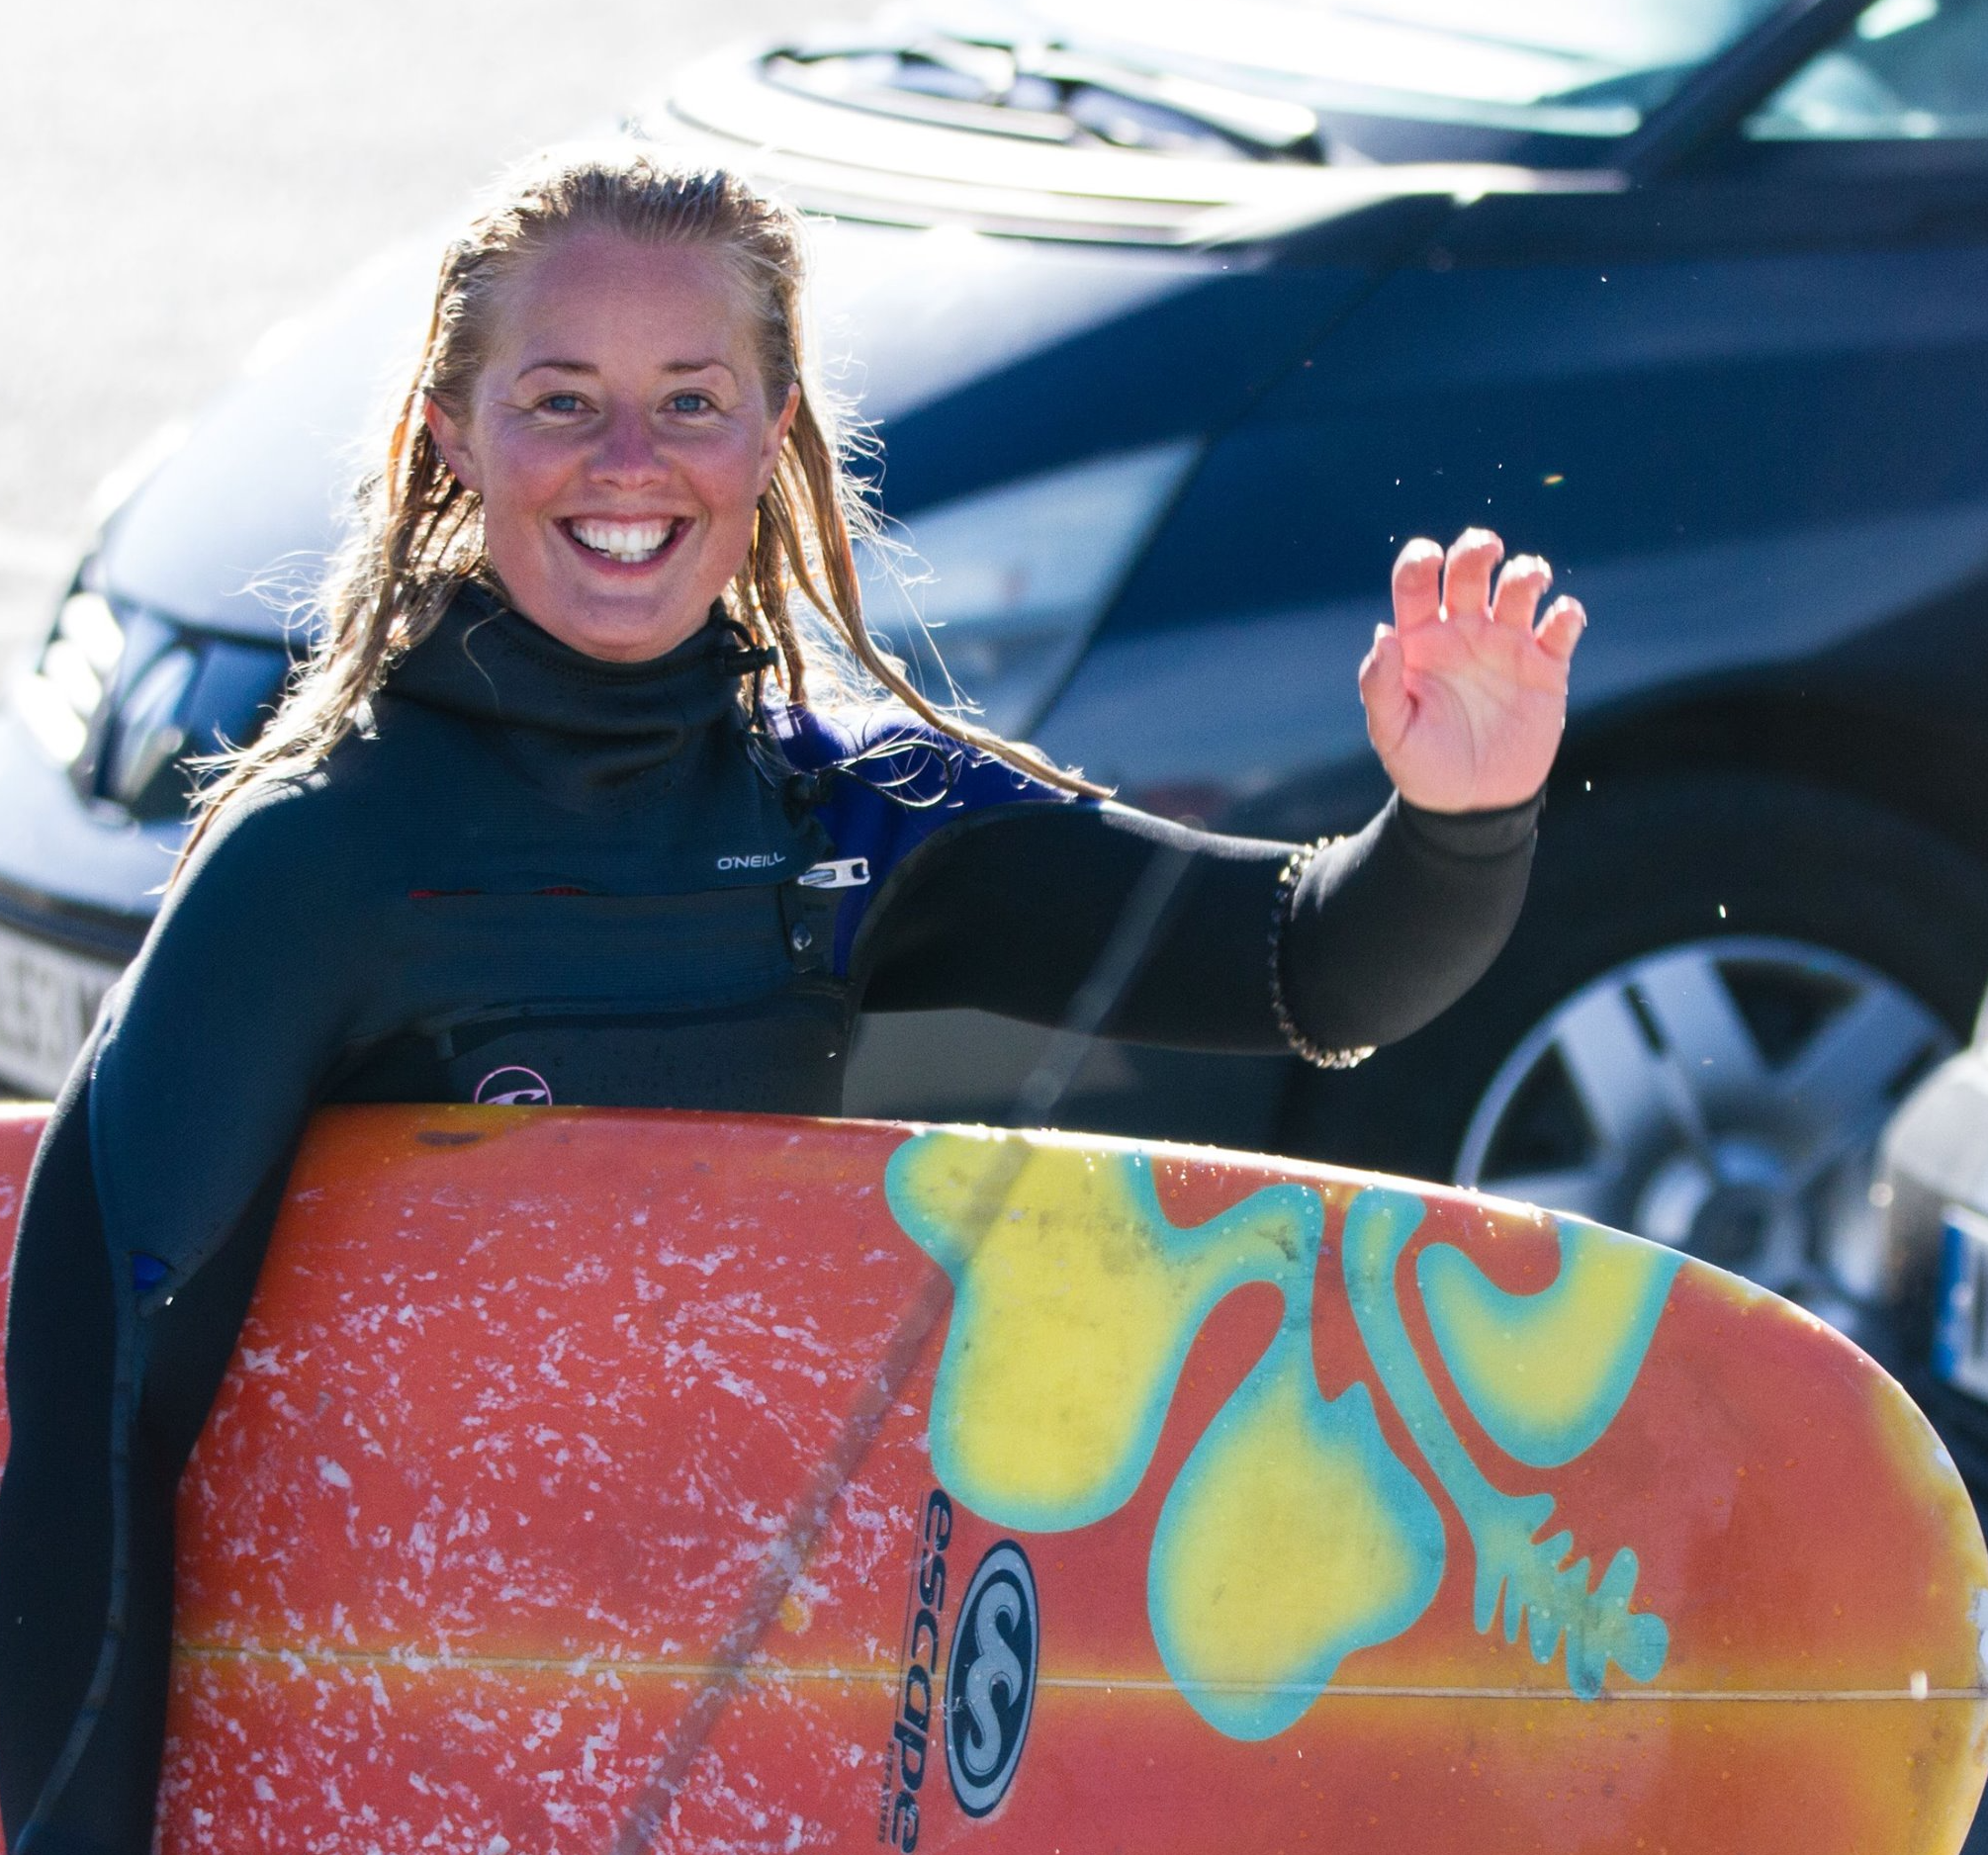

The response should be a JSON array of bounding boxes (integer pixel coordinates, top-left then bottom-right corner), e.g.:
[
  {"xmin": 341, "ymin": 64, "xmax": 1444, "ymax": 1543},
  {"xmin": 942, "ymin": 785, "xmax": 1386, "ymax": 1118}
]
[{"xmin": 0, "ymin": 588, "xmax": 1539, "ymax": 1854}]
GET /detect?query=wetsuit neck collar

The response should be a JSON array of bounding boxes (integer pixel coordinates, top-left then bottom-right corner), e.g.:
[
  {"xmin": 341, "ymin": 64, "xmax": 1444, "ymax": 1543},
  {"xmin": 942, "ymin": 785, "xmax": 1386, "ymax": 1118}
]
[{"xmin": 386, "ymin": 581, "xmax": 771, "ymax": 744}]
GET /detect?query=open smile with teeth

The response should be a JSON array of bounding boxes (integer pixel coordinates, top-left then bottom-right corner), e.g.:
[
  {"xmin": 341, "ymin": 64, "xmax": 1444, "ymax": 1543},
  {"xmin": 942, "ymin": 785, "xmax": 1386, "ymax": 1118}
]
[{"xmin": 563, "ymin": 516, "xmax": 688, "ymax": 566}]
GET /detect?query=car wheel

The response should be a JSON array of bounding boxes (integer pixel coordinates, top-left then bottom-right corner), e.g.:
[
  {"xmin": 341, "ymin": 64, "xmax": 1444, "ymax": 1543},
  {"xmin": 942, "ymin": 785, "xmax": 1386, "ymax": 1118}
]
[{"xmin": 1278, "ymin": 772, "xmax": 1988, "ymax": 1327}]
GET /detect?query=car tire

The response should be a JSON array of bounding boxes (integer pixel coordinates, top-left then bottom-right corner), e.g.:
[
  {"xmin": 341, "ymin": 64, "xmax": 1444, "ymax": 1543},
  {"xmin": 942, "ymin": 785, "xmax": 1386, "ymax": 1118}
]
[{"xmin": 1276, "ymin": 771, "xmax": 1988, "ymax": 1313}]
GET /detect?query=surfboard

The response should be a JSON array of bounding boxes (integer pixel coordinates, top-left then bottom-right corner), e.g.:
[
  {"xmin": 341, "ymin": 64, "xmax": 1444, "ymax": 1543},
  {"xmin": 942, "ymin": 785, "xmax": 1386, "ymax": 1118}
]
[{"xmin": 0, "ymin": 1101, "xmax": 1982, "ymax": 1855}]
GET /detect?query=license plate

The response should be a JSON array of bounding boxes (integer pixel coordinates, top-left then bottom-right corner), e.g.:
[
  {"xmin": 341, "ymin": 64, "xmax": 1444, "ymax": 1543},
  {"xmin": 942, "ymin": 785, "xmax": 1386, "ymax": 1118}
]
[
  {"xmin": 1934, "ymin": 1205, "xmax": 1988, "ymax": 1400},
  {"xmin": 0, "ymin": 917, "xmax": 121, "ymax": 1100}
]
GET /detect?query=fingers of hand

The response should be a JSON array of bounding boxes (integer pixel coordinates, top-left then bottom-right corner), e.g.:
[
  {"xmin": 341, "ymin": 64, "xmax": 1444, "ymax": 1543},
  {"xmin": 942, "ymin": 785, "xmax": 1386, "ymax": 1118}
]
[
  {"xmin": 1491, "ymin": 554, "xmax": 1552, "ymax": 631},
  {"xmin": 1441, "ymin": 527, "xmax": 1504, "ymax": 624},
  {"xmin": 1391, "ymin": 537, "xmax": 1444, "ymax": 632},
  {"xmin": 1359, "ymin": 624, "xmax": 1412, "ymax": 749},
  {"xmin": 1537, "ymin": 594, "xmax": 1586, "ymax": 662},
  {"xmin": 1359, "ymin": 622, "xmax": 1401, "ymax": 691}
]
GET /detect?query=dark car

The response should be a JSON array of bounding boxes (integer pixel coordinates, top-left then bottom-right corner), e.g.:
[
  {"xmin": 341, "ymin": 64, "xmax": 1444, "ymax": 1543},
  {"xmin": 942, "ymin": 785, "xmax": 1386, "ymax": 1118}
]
[{"xmin": 8, "ymin": 0, "xmax": 1988, "ymax": 1341}]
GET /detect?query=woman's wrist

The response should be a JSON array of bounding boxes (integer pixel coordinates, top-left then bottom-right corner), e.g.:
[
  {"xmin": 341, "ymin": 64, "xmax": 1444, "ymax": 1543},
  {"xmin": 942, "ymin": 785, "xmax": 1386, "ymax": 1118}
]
[
  {"xmin": 1395, "ymin": 786, "xmax": 1544, "ymax": 858},
  {"xmin": 1268, "ymin": 837, "xmax": 1377, "ymax": 1072},
  {"xmin": 1267, "ymin": 786, "xmax": 1543, "ymax": 1069}
]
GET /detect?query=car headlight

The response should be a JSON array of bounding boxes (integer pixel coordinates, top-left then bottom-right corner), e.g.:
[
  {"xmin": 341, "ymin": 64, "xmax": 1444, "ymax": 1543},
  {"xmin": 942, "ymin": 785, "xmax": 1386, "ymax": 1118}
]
[
  {"xmin": 15, "ymin": 588, "xmax": 125, "ymax": 768},
  {"xmin": 860, "ymin": 438, "xmax": 1200, "ymax": 736},
  {"xmin": 12, "ymin": 585, "xmax": 291, "ymax": 820}
]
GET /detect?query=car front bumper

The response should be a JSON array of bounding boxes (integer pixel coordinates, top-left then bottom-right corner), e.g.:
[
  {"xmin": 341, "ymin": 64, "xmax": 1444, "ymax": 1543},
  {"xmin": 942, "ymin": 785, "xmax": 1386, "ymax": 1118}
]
[{"xmin": 0, "ymin": 707, "xmax": 155, "ymax": 1095}]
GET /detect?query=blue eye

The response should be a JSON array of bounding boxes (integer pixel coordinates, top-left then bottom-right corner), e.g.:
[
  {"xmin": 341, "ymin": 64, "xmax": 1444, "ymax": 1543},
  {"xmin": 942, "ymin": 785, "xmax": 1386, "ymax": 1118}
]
[
  {"xmin": 540, "ymin": 392, "xmax": 586, "ymax": 413},
  {"xmin": 669, "ymin": 391, "xmax": 712, "ymax": 414}
]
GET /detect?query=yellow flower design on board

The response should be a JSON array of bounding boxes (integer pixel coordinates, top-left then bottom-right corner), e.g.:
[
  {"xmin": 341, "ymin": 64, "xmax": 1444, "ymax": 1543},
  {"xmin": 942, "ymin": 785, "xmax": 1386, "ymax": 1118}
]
[{"xmin": 885, "ymin": 1128, "xmax": 1677, "ymax": 1735}]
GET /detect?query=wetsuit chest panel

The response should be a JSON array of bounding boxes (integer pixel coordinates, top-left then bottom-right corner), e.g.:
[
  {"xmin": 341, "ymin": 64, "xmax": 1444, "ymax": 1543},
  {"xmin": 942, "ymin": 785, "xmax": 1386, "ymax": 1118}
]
[
  {"xmin": 330, "ymin": 996, "xmax": 851, "ymax": 1112},
  {"xmin": 307, "ymin": 618, "xmax": 860, "ymax": 1111},
  {"xmin": 329, "ymin": 881, "xmax": 849, "ymax": 1111}
]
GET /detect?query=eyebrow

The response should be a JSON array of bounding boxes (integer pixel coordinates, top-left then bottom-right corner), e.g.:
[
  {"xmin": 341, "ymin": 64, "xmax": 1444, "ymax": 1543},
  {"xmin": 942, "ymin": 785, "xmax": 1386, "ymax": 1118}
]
[{"xmin": 517, "ymin": 357, "xmax": 738, "ymax": 380}]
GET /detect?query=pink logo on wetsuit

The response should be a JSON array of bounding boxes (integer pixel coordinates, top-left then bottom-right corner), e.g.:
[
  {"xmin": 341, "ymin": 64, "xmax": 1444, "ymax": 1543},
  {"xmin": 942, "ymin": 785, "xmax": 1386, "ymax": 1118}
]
[{"xmin": 475, "ymin": 1066, "xmax": 553, "ymax": 1105}]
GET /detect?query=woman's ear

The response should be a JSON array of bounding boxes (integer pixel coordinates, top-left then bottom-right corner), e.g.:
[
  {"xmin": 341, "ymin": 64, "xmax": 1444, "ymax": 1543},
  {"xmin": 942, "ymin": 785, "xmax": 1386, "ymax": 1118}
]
[
  {"xmin": 423, "ymin": 394, "xmax": 482, "ymax": 493},
  {"xmin": 757, "ymin": 382, "xmax": 801, "ymax": 493}
]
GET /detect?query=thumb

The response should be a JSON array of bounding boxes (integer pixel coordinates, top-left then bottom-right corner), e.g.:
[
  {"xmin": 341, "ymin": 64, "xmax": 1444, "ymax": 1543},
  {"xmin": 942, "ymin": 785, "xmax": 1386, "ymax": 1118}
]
[{"xmin": 1360, "ymin": 624, "xmax": 1413, "ymax": 757}]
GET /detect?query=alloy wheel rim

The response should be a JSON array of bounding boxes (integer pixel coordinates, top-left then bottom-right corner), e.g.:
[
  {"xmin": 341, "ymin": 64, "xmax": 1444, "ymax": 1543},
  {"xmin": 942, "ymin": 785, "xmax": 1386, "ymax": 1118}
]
[{"xmin": 1454, "ymin": 935, "xmax": 1955, "ymax": 1321}]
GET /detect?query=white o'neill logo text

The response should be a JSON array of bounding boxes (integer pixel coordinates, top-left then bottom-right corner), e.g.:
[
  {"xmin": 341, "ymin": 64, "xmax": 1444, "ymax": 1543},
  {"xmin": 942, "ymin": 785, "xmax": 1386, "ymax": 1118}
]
[
  {"xmin": 475, "ymin": 1066, "xmax": 552, "ymax": 1105},
  {"xmin": 717, "ymin": 852, "xmax": 786, "ymax": 870}
]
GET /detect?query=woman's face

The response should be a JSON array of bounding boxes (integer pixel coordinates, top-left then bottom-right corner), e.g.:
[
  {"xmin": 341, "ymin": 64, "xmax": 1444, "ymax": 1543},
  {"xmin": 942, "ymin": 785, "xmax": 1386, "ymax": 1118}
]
[{"xmin": 425, "ymin": 230, "xmax": 798, "ymax": 662}]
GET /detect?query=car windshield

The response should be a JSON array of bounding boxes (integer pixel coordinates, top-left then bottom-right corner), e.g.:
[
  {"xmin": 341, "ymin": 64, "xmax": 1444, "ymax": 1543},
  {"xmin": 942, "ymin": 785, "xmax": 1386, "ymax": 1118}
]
[{"xmin": 986, "ymin": 0, "xmax": 1790, "ymax": 135}]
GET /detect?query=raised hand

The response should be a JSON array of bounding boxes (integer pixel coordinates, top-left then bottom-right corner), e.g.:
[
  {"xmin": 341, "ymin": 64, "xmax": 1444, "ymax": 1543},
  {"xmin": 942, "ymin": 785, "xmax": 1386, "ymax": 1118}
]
[{"xmin": 1358, "ymin": 528, "xmax": 1584, "ymax": 813}]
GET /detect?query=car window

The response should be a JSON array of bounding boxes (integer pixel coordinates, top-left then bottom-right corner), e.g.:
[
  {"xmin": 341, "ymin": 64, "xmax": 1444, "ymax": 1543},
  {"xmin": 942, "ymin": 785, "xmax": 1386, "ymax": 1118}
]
[
  {"xmin": 1746, "ymin": 0, "xmax": 1988, "ymax": 140},
  {"xmin": 1024, "ymin": 0, "xmax": 1787, "ymax": 136}
]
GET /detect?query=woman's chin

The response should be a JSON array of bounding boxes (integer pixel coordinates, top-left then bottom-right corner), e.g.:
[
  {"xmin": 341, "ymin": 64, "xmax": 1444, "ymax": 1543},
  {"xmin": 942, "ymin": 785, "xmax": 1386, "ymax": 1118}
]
[{"xmin": 515, "ymin": 588, "xmax": 718, "ymax": 663}]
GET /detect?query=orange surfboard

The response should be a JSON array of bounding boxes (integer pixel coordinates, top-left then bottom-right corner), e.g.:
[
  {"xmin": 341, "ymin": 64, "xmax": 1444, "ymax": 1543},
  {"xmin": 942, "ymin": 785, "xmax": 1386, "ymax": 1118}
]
[{"xmin": 0, "ymin": 1102, "xmax": 1983, "ymax": 1854}]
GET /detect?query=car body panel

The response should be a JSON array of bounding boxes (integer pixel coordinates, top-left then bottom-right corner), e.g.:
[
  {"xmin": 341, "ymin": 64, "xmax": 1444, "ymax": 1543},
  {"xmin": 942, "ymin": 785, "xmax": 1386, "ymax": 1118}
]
[
  {"xmin": 96, "ymin": 242, "xmax": 439, "ymax": 642},
  {"xmin": 1042, "ymin": 157, "xmax": 1988, "ymax": 823}
]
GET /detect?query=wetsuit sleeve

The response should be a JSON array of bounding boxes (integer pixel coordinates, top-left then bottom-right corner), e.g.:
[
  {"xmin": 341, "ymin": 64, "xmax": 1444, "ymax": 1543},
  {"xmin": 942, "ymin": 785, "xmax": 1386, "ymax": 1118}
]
[
  {"xmin": 851, "ymin": 792, "xmax": 1539, "ymax": 1053},
  {"xmin": 88, "ymin": 784, "xmax": 367, "ymax": 1302},
  {"xmin": 0, "ymin": 784, "xmax": 367, "ymax": 1850}
]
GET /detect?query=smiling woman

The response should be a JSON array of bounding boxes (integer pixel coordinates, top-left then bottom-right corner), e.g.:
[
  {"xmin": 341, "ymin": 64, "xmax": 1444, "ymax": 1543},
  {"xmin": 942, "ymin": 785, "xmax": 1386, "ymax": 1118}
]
[
  {"xmin": 182, "ymin": 145, "xmax": 1094, "ymax": 865},
  {"xmin": 425, "ymin": 232, "xmax": 801, "ymax": 661},
  {"xmin": 0, "ymin": 143, "xmax": 1581, "ymax": 1854}
]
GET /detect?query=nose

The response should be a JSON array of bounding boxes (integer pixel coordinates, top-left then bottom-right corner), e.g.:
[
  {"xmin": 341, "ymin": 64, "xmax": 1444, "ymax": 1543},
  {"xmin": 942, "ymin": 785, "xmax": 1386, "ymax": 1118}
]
[{"xmin": 590, "ymin": 401, "xmax": 670, "ymax": 484}]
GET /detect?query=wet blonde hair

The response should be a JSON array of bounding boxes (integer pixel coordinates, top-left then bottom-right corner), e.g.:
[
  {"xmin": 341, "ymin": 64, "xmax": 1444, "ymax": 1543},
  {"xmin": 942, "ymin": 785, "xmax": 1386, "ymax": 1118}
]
[{"xmin": 184, "ymin": 142, "xmax": 1099, "ymax": 861}]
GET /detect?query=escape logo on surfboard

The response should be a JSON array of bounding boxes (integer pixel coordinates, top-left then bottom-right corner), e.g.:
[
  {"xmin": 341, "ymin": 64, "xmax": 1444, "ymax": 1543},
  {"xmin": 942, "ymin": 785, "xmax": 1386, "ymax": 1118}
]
[
  {"xmin": 946, "ymin": 1541, "xmax": 1039, "ymax": 1819},
  {"xmin": 879, "ymin": 1492, "xmax": 1039, "ymax": 1847}
]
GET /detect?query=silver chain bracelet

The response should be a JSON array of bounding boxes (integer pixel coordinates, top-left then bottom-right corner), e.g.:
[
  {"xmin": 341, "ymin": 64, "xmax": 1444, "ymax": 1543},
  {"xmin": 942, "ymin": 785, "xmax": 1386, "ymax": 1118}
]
[{"xmin": 1269, "ymin": 838, "xmax": 1376, "ymax": 1072}]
